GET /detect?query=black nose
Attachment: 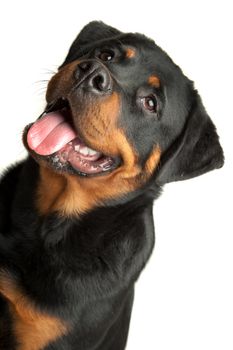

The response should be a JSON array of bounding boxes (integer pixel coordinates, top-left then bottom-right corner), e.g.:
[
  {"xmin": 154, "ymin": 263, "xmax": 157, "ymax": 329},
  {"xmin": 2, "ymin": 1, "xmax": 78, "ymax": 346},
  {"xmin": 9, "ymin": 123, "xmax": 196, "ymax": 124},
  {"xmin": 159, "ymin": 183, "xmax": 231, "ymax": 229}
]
[{"xmin": 75, "ymin": 60, "xmax": 113, "ymax": 94}]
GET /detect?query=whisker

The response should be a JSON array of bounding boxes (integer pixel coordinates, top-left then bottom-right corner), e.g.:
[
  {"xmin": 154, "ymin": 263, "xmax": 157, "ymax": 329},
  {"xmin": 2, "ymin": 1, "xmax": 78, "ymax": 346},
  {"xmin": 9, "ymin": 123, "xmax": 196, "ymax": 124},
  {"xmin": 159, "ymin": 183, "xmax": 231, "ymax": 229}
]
[{"xmin": 33, "ymin": 80, "xmax": 49, "ymax": 85}]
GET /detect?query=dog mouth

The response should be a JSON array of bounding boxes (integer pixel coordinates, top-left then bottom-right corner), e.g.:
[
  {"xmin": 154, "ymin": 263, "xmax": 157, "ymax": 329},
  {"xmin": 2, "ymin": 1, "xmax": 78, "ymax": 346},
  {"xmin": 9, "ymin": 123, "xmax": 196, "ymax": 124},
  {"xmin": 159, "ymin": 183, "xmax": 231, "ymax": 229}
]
[{"xmin": 24, "ymin": 98, "xmax": 120, "ymax": 176}]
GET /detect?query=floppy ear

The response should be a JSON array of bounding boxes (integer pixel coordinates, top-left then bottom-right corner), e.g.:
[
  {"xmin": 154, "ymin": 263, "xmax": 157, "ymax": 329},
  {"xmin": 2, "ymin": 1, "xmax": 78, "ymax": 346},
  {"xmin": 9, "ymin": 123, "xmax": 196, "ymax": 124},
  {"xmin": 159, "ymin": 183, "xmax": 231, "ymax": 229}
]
[
  {"xmin": 156, "ymin": 91, "xmax": 224, "ymax": 185},
  {"xmin": 61, "ymin": 21, "xmax": 121, "ymax": 66}
]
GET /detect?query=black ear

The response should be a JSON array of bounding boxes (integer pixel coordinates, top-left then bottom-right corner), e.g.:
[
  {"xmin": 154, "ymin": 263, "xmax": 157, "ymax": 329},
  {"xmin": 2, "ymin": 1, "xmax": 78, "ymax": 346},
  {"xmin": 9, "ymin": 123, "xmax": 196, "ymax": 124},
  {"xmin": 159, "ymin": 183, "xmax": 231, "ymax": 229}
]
[
  {"xmin": 61, "ymin": 21, "xmax": 121, "ymax": 66},
  {"xmin": 156, "ymin": 91, "xmax": 224, "ymax": 185}
]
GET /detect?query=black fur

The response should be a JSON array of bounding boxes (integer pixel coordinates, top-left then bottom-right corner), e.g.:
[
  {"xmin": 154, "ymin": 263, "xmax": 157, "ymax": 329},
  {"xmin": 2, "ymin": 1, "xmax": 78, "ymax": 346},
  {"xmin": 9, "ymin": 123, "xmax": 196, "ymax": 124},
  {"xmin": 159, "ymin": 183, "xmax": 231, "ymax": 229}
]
[{"xmin": 0, "ymin": 21, "xmax": 224, "ymax": 349}]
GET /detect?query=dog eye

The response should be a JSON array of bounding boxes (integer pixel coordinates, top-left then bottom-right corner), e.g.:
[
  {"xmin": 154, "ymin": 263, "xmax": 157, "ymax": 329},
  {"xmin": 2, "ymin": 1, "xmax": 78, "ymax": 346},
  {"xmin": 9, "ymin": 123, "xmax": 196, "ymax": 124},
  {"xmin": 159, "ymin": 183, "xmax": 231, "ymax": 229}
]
[
  {"xmin": 141, "ymin": 96, "xmax": 157, "ymax": 113},
  {"xmin": 98, "ymin": 50, "xmax": 115, "ymax": 62}
]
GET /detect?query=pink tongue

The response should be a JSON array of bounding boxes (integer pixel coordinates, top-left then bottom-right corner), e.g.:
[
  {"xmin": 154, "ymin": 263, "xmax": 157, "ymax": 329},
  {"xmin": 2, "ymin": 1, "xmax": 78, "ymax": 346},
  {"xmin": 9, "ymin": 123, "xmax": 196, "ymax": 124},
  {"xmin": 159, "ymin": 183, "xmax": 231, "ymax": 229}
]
[{"xmin": 27, "ymin": 110, "xmax": 77, "ymax": 156}]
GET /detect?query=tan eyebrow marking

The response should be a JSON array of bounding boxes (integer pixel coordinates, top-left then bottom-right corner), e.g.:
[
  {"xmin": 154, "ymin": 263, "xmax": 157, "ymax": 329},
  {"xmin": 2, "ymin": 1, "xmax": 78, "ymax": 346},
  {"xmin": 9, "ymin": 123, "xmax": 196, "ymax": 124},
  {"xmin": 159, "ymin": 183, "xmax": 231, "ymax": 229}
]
[
  {"xmin": 126, "ymin": 48, "xmax": 136, "ymax": 58},
  {"xmin": 148, "ymin": 75, "xmax": 160, "ymax": 88}
]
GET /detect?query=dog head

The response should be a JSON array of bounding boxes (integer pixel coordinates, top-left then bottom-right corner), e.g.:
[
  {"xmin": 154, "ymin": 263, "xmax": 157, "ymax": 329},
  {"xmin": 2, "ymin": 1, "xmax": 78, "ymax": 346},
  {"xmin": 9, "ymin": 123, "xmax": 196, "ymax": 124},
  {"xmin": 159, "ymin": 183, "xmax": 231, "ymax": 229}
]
[{"xmin": 23, "ymin": 21, "xmax": 224, "ymax": 215}]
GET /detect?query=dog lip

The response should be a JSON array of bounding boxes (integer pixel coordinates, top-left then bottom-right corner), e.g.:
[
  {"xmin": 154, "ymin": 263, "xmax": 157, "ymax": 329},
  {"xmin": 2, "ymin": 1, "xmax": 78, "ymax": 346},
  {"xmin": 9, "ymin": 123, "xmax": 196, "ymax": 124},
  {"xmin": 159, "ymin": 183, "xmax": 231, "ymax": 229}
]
[{"xmin": 44, "ymin": 97, "xmax": 70, "ymax": 114}]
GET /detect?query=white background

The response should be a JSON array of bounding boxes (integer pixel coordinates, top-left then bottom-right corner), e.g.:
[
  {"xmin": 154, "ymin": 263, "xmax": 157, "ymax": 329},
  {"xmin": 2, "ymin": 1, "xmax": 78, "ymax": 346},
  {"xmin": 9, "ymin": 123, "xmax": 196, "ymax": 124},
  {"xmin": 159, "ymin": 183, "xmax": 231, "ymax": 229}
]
[{"xmin": 0, "ymin": 1, "xmax": 232, "ymax": 349}]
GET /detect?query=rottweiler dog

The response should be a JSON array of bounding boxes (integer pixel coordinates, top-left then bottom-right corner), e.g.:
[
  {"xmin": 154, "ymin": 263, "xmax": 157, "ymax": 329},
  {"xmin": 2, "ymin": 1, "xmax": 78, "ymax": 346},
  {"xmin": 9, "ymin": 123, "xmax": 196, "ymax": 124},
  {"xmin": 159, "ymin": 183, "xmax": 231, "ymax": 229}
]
[{"xmin": 0, "ymin": 21, "xmax": 224, "ymax": 350}]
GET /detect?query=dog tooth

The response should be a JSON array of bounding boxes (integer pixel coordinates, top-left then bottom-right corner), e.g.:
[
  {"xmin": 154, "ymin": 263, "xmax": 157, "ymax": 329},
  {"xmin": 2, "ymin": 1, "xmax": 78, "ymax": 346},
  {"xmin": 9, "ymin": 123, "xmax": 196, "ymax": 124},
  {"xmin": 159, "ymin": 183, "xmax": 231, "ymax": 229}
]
[
  {"xmin": 74, "ymin": 145, "xmax": 80, "ymax": 152},
  {"xmin": 61, "ymin": 151, "xmax": 68, "ymax": 161},
  {"xmin": 88, "ymin": 148, "xmax": 98, "ymax": 156},
  {"xmin": 53, "ymin": 156, "xmax": 59, "ymax": 163},
  {"xmin": 79, "ymin": 147, "xmax": 89, "ymax": 156},
  {"xmin": 103, "ymin": 164, "xmax": 112, "ymax": 170}
]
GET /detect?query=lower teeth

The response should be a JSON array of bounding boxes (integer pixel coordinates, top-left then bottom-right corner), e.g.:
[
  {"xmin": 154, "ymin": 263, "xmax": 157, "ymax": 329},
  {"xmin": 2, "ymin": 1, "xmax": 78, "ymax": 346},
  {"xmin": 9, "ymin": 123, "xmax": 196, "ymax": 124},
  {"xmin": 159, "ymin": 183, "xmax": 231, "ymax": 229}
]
[
  {"xmin": 61, "ymin": 151, "xmax": 69, "ymax": 161},
  {"xmin": 54, "ymin": 140, "xmax": 115, "ymax": 174}
]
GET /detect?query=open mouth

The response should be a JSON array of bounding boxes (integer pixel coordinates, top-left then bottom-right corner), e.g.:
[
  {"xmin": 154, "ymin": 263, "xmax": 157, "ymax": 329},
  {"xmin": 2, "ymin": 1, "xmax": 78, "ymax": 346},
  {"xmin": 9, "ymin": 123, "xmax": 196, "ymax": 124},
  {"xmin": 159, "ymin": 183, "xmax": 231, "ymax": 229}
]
[{"xmin": 25, "ymin": 98, "xmax": 120, "ymax": 176}]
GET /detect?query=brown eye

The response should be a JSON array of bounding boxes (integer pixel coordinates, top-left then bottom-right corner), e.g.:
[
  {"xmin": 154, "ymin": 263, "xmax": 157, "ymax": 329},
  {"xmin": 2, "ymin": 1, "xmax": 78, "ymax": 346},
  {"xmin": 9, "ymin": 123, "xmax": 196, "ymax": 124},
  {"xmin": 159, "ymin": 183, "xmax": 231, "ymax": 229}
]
[
  {"xmin": 141, "ymin": 96, "xmax": 157, "ymax": 113},
  {"xmin": 99, "ymin": 50, "xmax": 114, "ymax": 61}
]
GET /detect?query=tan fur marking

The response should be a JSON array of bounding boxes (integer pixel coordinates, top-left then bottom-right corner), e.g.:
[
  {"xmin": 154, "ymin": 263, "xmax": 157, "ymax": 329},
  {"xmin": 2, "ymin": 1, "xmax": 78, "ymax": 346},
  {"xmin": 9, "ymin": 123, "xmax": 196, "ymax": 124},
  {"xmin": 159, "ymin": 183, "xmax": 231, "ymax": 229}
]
[
  {"xmin": 126, "ymin": 48, "xmax": 136, "ymax": 58},
  {"xmin": 144, "ymin": 146, "xmax": 161, "ymax": 175},
  {"xmin": 148, "ymin": 75, "xmax": 160, "ymax": 88},
  {"xmin": 46, "ymin": 60, "xmax": 80, "ymax": 102},
  {"xmin": 0, "ymin": 271, "xmax": 68, "ymax": 350},
  {"xmin": 37, "ymin": 165, "xmax": 67, "ymax": 215}
]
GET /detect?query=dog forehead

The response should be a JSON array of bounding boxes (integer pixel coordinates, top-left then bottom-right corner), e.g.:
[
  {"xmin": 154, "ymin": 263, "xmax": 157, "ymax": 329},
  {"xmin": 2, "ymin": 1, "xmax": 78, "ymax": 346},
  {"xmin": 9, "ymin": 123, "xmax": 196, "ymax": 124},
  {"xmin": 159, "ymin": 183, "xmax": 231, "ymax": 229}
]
[
  {"xmin": 99, "ymin": 34, "xmax": 182, "ymax": 79},
  {"xmin": 72, "ymin": 31, "xmax": 157, "ymax": 61}
]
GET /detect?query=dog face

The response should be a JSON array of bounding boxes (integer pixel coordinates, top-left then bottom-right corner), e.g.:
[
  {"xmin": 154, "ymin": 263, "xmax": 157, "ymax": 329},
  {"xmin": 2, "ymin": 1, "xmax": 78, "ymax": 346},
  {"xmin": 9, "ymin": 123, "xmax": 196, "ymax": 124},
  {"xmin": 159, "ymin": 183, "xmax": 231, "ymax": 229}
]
[{"xmin": 23, "ymin": 21, "xmax": 224, "ymax": 215}]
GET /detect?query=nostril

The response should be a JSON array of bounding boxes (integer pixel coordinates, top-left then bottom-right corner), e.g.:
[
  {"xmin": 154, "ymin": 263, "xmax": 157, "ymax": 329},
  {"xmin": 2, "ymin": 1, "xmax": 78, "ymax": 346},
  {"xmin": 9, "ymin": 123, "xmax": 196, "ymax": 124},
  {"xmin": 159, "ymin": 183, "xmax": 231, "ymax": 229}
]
[
  {"xmin": 92, "ymin": 75, "xmax": 105, "ymax": 91},
  {"xmin": 75, "ymin": 61, "xmax": 112, "ymax": 93},
  {"xmin": 79, "ymin": 62, "xmax": 92, "ymax": 71}
]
